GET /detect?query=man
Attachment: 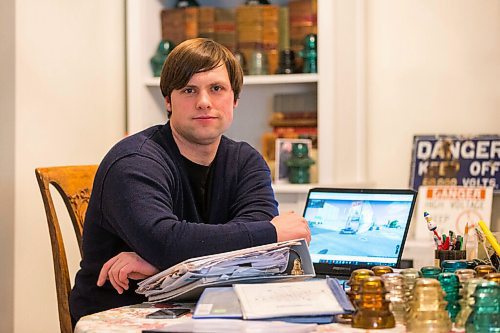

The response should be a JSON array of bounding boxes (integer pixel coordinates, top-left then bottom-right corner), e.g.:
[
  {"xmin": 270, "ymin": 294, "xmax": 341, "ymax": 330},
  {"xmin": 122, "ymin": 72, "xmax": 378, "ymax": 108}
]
[{"xmin": 69, "ymin": 38, "xmax": 310, "ymax": 324}]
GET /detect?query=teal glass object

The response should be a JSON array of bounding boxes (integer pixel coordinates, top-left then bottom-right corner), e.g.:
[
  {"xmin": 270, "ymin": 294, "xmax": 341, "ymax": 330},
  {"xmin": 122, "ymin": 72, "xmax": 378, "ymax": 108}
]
[
  {"xmin": 286, "ymin": 143, "xmax": 314, "ymax": 184},
  {"xmin": 465, "ymin": 281, "xmax": 500, "ymax": 333},
  {"xmin": 466, "ymin": 260, "xmax": 478, "ymax": 269},
  {"xmin": 441, "ymin": 259, "xmax": 468, "ymax": 273},
  {"xmin": 300, "ymin": 34, "xmax": 317, "ymax": 73},
  {"xmin": 150, "ymin": 40, "xmax": 175, "ymax": 77},
  {"xmin": 455, "ymin": 278, "xmax": 486, "ymax": 329},
  {"xmin": 438, "ymin": 272, "xmax": 461, "ymax": 321},
  {"xmin": 176, "ymin": 0, "xmax": 200, "ymax": 7},
  {"xmin": 421, "ymin": 266, "xmax": 441, "ymax": 279}
]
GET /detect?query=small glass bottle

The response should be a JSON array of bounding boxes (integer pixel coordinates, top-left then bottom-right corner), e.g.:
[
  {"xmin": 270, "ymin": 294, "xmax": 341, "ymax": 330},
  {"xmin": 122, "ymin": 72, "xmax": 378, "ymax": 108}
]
[
  {"xmin": 437, "ymin": 272, "xmax": 461, "ymax": 321},
  {"xmin": 352, "ymin": 276, "xmax": 395, "ymax": 329},
  {"xmin": 421, "ymin": 266, "xmax": 442, "ymax": 279},
  {"xmin": 372, "ymin": 265, "xmax": 394, "ymax": 276},
  {"xmin": 454, "ymin": 277, "xmax": 486, "ymax": 329},
  {"xmin": 406, "ymin": 278, "xmax": 451, "ymax": 333},
  {"xmin": 465, "ymin": 281, "xmax": 500, "ymax": 333}
]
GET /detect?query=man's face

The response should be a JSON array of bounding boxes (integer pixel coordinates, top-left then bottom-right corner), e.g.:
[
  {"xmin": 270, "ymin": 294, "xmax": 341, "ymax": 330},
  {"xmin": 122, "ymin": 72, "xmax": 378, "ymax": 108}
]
[{"xmin": 167, "ymin": 64, "xmax": 238, "ymax": 146}]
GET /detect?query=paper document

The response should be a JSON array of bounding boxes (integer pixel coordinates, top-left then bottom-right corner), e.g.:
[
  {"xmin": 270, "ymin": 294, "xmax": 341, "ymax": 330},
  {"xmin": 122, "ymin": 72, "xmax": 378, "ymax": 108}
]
[
  {"xmin": 136, "ymin": 239, "xmax": 315, "ymax": 302},
  {"xmin": 234, "ymin": 280, "xmax": 343, "ymax": 320}
]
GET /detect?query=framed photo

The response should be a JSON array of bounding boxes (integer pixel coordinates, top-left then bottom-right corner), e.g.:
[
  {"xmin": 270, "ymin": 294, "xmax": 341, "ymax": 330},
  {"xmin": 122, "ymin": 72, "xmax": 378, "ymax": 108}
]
[{"xmin": 275, "ymin": 138, "xmax": 313, "ymax": 183}]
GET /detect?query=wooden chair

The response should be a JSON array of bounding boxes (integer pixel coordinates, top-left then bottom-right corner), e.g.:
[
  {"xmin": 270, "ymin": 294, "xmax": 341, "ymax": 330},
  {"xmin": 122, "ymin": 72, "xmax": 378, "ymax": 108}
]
[{"xmin": 35, "ymin": 165, "xmax": 98, "ymax": 333}]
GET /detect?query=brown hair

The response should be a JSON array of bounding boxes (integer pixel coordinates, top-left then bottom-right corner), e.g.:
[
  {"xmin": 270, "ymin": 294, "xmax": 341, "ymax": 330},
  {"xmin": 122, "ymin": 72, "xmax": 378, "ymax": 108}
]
[{"xmin": 160, "ymin": 38, "xmax": 243, "ymax": 102}]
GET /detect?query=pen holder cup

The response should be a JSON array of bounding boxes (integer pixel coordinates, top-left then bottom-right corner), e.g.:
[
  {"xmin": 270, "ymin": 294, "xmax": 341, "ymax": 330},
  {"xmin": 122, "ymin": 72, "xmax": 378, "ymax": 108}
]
[{"xmin": 435, "ymin": 250, "xmax": 466, "ymax": 268}]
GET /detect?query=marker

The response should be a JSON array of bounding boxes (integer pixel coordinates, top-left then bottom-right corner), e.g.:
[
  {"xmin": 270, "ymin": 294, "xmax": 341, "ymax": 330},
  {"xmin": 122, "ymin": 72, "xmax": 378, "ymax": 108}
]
[{"xmin": 478, "ymin": 220, "xmax": 500, "ymax": 257}]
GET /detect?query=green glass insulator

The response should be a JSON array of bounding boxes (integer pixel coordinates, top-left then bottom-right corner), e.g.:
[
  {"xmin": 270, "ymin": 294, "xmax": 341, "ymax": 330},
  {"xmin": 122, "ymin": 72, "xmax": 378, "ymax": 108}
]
[
  {"xmin": 441, "ymin": 259, "xmax": 468, "ymax": 273},
  {"xmin": 465, "ymin": 281, "xmax": 500, "ymax": 333},
  {"xmin": 454, "ymin": 278, "xmax": 486, "ymax": 329},
  {"xmin": 421, "ymin": 266, "xmax": 442, "ymax": 279},
  {"xmin": 437, "ymin": 272, "xmax": 461, "ymax": 321},
  {"xmin": 286, "ymin": 143, "xmax": 314, "ymax": 184}
]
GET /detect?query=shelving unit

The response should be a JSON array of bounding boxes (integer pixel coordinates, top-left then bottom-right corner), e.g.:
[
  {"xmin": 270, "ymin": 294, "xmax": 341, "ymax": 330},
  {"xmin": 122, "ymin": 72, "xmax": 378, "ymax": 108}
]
[
  {"xmin": 124, "ymin": 0, "xmax": 441, "ymax": 264},
  {"xmin": 126, "ymin": 0, "xmax": 335, "ymax": 189},
  {"xmin": 144, "ymin": 73, "xmax": 319, "ymax": 87},
  {"xmin": 123, "ymin": 0, "xmax": 379, "ymax": 214}
]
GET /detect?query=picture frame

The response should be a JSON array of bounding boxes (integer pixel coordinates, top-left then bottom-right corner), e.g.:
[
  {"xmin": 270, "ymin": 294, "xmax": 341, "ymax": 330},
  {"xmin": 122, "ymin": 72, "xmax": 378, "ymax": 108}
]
[{"xmin": 274, "ymin": 138, "xmax": 313, "ymax": 184}]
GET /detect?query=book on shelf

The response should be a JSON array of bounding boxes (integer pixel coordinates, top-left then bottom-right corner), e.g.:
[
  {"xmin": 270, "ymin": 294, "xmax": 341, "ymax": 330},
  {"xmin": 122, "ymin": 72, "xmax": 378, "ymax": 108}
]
[
  {"xmin": 161, "ymin": 7, "xmax": 198, "ymax": 46},
  {"xmin": 236, "ymin": 4, "xmax": 280, "ymax": 74},
  {"xmin": 289, "ymin": 0, "xmax": 317, "ymax": 69},
  {"xmin": 214, "ymin": 8, "xmax": 237, "ymax": 52},
  {"xmin": 198, "ymin": 7, "xmax": 215, "ymax": 40}
]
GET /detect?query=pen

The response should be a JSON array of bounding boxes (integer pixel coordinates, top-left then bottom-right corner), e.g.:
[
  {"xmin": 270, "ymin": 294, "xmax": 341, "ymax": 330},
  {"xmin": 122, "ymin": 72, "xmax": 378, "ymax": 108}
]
[{"xmin": 478, "ymin": 220, "xmax": 500, "ymax": 256}]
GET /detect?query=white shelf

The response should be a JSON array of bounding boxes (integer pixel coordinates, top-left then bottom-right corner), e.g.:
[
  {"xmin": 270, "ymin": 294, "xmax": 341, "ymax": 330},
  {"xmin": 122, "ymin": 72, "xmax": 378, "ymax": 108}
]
[
  {"xmin": 272, "ymin": 183, "xmax": 318, "ymax": 194},
  {"xmin": 244, "ymin": 73, "xmax": 318, "ymax": 85},
  {"xmin": 144, "ymin": 73, "xmax": 318, "ymax": 87}
]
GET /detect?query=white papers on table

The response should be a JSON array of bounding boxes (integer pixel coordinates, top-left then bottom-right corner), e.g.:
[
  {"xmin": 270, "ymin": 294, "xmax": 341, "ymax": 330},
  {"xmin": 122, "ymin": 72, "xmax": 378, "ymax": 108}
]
[
  {"xmin": 233, "ymin": 280, "xmax": 343, "ymax": 320},
  {"xmin": 136, "ymin": 239, "xmax": 314, "ymax": 302}
]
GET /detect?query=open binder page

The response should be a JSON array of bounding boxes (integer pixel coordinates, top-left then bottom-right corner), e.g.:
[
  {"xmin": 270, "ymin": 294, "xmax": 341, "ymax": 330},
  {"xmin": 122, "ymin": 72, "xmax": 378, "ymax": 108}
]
[
  {"xmin": 136, "ymin": 239, "xmax": 314, "ymax": 302},
  {"xmin": 233, "ymin": 280, "xmax": 343, "ymax": 320}
]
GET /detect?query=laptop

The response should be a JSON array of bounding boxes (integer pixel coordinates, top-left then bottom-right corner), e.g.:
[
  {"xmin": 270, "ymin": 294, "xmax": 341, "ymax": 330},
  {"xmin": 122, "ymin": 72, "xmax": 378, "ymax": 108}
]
[{"xmin": 302, "ymin": 188, "xmax": 417, "ymax": 281}]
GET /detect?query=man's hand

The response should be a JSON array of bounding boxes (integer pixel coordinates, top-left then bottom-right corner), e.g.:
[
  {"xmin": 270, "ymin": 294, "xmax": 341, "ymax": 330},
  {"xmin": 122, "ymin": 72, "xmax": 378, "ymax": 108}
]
[
  {"xmin": 97, "ymin": 252, "xmax": 159, "ymax": 294},
  {"xmin": 271, "ymin": 211, "xmax": 311, "ymax": 244}
]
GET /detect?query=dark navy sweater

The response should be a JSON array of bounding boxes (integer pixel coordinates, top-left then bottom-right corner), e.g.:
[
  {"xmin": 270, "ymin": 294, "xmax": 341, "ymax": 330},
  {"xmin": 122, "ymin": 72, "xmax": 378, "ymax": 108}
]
[{"xmin": 70, "ymin": 123, "xmax": 278, "ymax": 322}]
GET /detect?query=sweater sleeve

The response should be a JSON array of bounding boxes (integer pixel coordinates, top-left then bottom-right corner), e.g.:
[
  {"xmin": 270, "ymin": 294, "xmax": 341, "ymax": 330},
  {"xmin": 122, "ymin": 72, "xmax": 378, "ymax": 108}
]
[
  {"xmin": 224, "ymin": 143, "xmax": 279, "ymax": 242},
  {"xmin": 99, "ymin": 153, "xmax": 276, "ymax": 270}
]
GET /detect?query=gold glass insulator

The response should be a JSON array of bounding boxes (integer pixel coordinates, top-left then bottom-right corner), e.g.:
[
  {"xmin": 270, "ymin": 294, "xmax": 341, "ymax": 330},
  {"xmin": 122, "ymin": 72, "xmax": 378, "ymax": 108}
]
[
  {"xmin": 371, "ymin": 265, "xmax": 394, "ymax": 276},
  {"xmin": 484, "ymin": 272, "xmax": 500, "ymax": 283},
  {"xmin": 352, "ymin": 276, "xmax": 395, "ymax": 329},
  {"xmin": 474, "ymin": 264, "xmax": 496, "ymax": 277}
]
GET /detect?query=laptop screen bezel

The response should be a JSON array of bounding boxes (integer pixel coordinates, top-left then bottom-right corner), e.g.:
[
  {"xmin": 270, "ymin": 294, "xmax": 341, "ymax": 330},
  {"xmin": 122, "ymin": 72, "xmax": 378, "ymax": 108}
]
[{"xmin": 302, "ymin": 187, "xmax": 418, "ymax": 276}]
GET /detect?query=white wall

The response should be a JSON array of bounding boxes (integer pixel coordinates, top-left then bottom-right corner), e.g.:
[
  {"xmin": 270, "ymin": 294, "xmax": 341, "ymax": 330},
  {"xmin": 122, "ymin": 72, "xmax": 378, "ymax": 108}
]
[
  {"xmin": 364, "ymin": 0, "xmax": 500, "ymax": 231},
  {"xmin": 1, "ymin": 0, "xmax": 498, "ymax": 331},
  {"xmin": 11, "ymin": 1, "xmax": 126, "ymax": 332}
]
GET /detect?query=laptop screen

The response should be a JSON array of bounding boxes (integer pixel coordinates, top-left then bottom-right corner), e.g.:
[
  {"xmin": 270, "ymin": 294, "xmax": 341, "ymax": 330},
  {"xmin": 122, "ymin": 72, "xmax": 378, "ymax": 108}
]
[{"xmin": 303, "ymin": 188, "xmax": 417, "ymax": 275}]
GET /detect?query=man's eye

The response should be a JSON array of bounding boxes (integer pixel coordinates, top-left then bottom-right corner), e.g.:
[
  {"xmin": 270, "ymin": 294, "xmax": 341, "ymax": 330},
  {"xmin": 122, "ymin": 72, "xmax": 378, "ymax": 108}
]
[
  {"xmin": 212, "ymin": 85, "xmax": 223, "ymax": 92},
  {"xmin": 183, "ymin": 88, "xmax": 194, "ymax": 94}
]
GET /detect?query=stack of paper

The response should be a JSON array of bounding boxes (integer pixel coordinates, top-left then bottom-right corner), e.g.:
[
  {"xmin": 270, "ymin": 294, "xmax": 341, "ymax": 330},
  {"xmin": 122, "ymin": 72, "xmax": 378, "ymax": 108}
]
[
  {"xmin": 136, "ymin": 239, "xmax": 314, "ymax": 302},
  {"xmin": 192, "ymin": 278, "xmax": 354, "ymax": 324}
]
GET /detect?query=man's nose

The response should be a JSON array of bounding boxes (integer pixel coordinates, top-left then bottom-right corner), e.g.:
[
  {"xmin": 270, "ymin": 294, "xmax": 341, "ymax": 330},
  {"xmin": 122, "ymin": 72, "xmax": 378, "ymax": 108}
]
[{"xmin": 196, "ymin": 90, "xmax": 212, "ymax": 110}]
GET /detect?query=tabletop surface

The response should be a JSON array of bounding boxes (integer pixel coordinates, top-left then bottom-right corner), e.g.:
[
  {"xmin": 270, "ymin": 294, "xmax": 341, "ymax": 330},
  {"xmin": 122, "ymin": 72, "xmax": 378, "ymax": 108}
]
[{"xmin": 74, "ymin": 303, "xmax": 407, "ymax": 333}]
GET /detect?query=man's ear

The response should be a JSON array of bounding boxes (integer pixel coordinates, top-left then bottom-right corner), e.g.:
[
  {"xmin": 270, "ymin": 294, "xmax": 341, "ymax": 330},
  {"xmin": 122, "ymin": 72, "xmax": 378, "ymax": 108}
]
[
  {"xmin": 165, "ymin": 96, "xmax": 172, "ymax": 113},
  {"xmin": 233, "ymin": 98, "xmax": 239, "ymax": 109}
]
